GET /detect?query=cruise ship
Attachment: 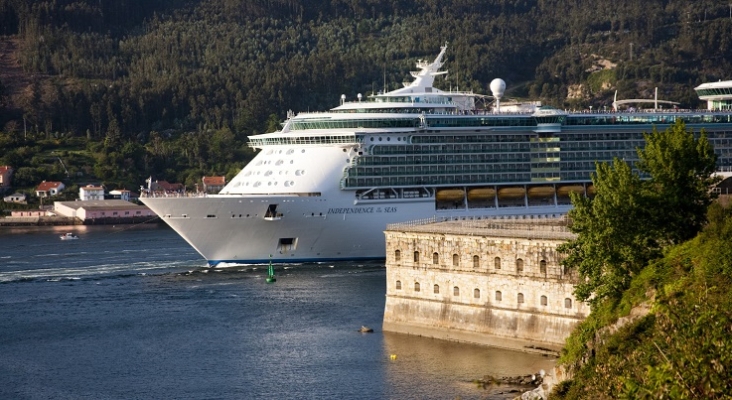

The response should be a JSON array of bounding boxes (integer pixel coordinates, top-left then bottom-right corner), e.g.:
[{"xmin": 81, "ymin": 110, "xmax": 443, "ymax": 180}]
[{"xmin": 141, "ymin": 45, "xmax": 732, "ymax": 265}]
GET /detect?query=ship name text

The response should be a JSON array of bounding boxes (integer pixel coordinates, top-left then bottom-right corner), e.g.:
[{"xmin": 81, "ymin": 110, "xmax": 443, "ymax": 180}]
[{"xmin": 327, "ymin": 207, "xmax": 398, "ymax": 214}]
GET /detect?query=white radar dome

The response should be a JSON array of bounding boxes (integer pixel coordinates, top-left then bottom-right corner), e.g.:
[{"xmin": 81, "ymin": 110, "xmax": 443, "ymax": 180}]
[{"xmin": 490, "ymin": 78, "xmax": 506, "ymax": 99}]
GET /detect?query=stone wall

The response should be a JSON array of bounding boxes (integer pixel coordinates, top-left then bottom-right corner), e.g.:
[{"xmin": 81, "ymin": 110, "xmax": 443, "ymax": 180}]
[{"xmin": 383, "ymin": 219, "xmax": 589, "ymax": 353}]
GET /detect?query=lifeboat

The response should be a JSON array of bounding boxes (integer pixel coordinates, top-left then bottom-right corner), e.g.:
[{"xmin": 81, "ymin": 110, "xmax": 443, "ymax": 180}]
[
  {"xmin": 587, "ymin": 185, "xmax": 596, "ymax": 195},
  {"xmin": 436, "ymin": 189, "xmax": 465, "ymax": 202},
  {"xmin": 527, "ymin": 186, "xmax": 555, "ymax": 198},
  {"xmin": 467, "ymin": 188, "xmax": 496, "ymax": 201},
  {"xmin": 556, "ymin": 185, "xmax": 585, "ymax": 197},
  {"xmin": 497, "ymin": 187, "xmax": 525, "ymax": 199}
]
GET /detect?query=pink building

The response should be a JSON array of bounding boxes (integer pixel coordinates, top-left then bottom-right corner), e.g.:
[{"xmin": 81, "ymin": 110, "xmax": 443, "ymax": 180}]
[{"xmin": 53, "ymin": 200, "xmax": 155, "ymax": 221}]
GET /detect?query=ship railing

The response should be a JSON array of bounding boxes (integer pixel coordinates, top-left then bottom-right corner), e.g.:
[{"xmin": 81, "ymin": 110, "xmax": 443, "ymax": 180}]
[{"xmin": 140, "ymin": 190, "xmax": 209, "ymax": 198}]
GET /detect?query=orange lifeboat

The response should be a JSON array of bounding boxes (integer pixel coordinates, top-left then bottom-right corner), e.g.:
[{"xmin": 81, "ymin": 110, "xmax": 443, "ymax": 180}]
[
  {"xmin": 467, "ymin": 188, "xmax": 496, "ymax": 201},
  {"xmin": 556, "ymin": 185, "xmax": 585, "ymax": 197},
  {"xmin": 436, "ymin": 189, "xmax": 465, "ymax": 202},
  {"xmin": 527, "ymin": 186, "xmax": 555, "ymax": 198},
  {"xmin": 497, "ymin": 187, "xmax": 525, "ymax": 199},
  {"xmin": 587, "ymin": 185, "xmax": 597, "ymax": 195}
]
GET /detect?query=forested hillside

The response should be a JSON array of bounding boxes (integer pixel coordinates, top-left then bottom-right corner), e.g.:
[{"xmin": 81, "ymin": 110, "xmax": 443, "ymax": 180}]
[{"xmin": 1, "ymin": 0, "xmax": 731, "ymax": 196}]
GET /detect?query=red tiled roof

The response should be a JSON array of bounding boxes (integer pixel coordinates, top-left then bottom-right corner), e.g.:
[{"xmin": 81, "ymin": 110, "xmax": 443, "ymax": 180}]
[
  {"xmin": 37, "ymin": 181, "xmax": 63, "ymax": 191},
  {"xmin": 156, "ymin": 180, "xmax": 184, "ymax": 191},
  {"xmin": 0, "ymin": 166, "xmax": 12, "ymax": 174},
  {"xmin": 202, "ymin": 176, "xmax": 226, "ymax": 186}
]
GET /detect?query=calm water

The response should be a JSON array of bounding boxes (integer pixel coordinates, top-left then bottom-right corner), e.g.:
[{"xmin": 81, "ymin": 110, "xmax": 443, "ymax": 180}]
[{"xmin": 0, "ymin": 225, "xmax": 554, "ymax": 399}]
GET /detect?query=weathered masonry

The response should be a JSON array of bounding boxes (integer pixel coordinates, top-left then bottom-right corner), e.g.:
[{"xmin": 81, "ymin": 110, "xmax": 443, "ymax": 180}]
[{"xmin": 383, "ymin": 217, "xmax": 589, "ymax": 353}]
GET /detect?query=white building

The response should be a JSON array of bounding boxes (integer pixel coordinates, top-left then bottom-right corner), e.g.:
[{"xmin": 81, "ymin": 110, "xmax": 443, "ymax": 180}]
[{"xmin": 79, "ymin": 184, "xmax": 105, "ymax": 201}]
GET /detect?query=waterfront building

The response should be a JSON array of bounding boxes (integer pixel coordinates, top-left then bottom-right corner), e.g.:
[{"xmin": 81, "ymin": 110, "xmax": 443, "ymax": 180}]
[
  {"xmin": 79, "ymin": 184, "xmax": 105, "ymax": 201},
  {"xmin": 36, "ymin": 181, "xmax": 65, "ymax": 198},
  {"xmin": 383, "ymin": 216, "xmax": 588, "ymax": 353}
]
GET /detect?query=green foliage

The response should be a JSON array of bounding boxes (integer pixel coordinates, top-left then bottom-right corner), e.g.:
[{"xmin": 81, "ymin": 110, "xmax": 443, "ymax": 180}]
[
  {"xmin": 638, "ymin": 121, "xmax": 719, "ymax": 244},
  {"xmin": 555, "ymin": 204, "xmax": 732, "ymax": 399},
  {"xmin": 559, "ymin": 120, "xmax": 718, "ymax": 304},
  {"xmin": 586, "ymin": 69, "xmax": 616, "ymax": 94}
]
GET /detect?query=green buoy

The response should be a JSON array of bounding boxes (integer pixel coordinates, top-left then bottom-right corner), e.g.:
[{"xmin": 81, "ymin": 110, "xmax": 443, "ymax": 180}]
[{"xmin": 266, "ymin": 255, "xmax": 276, "ymax": 283}]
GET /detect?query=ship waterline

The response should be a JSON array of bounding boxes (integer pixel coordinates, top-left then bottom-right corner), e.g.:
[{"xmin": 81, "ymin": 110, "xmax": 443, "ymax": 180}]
[{"xmin": 141, "ymin": 44, "xmax": 732, "ymax": 264}]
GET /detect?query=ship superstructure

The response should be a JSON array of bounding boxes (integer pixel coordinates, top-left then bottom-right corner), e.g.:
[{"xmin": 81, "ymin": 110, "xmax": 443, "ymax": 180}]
[{"xmin": 141, "ymin": 45, "xmax": 732, "ymax": 265}]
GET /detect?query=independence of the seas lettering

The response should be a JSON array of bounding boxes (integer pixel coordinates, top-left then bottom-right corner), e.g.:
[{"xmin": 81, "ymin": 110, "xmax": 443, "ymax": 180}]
[{"xmin": 327, "ymin": 207, "xmax": 398, "ymax": 214}]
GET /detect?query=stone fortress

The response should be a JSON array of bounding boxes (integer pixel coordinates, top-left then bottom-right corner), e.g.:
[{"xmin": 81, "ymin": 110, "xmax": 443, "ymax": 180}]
[{"xmin": 382, "ymin": 216, "xmax": 589, "ymax": 354}]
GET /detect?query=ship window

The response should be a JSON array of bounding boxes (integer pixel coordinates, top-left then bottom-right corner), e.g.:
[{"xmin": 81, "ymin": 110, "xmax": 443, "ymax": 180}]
[
  {"xmin": 452, "ymin": 254, "xmax": 459, "ymax": 266},
  {"xmin": 413, "ymin": 251, "xmax": 420, "ymax": 263},
  {"xmin": 565, "ymin": 298, "xmax": 572, "ymax": 309},
  {"xmin": 473, "ymin": 255, "xmax": 479, "ymax": 268},
  {"xmin": 414, "ymin": 282, "xmax": 420, "ymax": 292},
  {"xmin": 540, "ymin": 260, "xmax": 547, "ymax": 274},
  {"xmin": 433, "ymin": 252, "xmax": 439, "ymax": 264},
  {"xmin": 395, "ymin": 250, "xmax": 401, "ymax": 262},
  {"xmin": 541, "ymin": 295, "xmax": 548, "ymax": 306},
  {"xmin": 474, "ymin": 289, "xmax": 480, "ymax": 299},
  {"xmin": 494, "ymin": 257, "xmax": 501, "ymax": 269},
  {"xmin": 516, "ymin": 258, "xmax": 524, "ymax": 273},
  {"xmin": 396, "ymin": 280, "xmax": 402, "ymax": 290},
  {"xmin": 518, "ymin": 293, "xmax": 525, "ymax": 304},
  {"xmin": 206, "ymin": 214, "xmax": 216, "ymax": 218},
  {"xmin": 495, "ymin": 291, "xmax": 502, "ymax": 301},
  {"xmin": 453, "ymin": 286, "xmax": 460, "ymax": 296},
  {"xmin": 434, "ymin": 284, "xmax": 440, "ymax": 294}
]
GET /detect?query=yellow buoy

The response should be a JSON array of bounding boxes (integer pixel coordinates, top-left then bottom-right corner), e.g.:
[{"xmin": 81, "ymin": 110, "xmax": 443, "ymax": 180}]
[{"xmin": 390, "ymin": 354, "xmax": 397, "ymax": 360}]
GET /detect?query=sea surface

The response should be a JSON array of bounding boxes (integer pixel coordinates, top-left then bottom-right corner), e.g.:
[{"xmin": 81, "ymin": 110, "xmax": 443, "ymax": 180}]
[{"xmin": 0, "ymin": 225, "xmax": 555, "ymax": 399}]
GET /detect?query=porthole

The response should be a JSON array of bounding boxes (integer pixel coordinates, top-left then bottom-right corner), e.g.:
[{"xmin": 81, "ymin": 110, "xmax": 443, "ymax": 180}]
[{"xmin": 287, "ymin": 149, "xmax": 294, "ymax": 155}]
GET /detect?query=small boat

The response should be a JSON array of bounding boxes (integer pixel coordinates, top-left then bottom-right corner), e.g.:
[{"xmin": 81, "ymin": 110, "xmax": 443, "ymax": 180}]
[
  {"xmin": 266, "ymin": 255, "xmax": 276, "ymax": 283},
  {"xmin": 60, "ymin": 232, "xmax": 79, "ymax": 240}
]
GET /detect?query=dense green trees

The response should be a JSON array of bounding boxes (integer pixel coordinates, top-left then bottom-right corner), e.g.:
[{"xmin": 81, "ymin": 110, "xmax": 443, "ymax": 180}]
[
  {"xmin": 559, "ymin": 120, "xmax": 718, "ymax": 305},
  {"xmin": 555, "ymin": 203, "xmax": 732, "ymax": 399},
  {"xmin": 555, "ymin": 121, "xmax": 730, "ymax": 398},
  {"xmin": 0, "ymin": 0, "xmax": 731, "ymax": 192}
]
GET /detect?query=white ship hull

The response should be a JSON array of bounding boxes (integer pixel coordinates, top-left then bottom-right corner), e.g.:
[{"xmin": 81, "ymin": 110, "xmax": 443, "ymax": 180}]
[{"xmin": 143, "ymin": 193, "xmax": 567, "ymax": 265}]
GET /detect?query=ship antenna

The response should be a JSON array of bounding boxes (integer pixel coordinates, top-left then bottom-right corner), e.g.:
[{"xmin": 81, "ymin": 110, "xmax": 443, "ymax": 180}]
[{"xmin": 383, "ymin": 63, "xmax": 387, "ymax": 94}]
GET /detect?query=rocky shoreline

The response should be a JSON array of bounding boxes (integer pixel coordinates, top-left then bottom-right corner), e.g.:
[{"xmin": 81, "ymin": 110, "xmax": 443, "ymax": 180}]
[{"xmin": 475, "ymin": 367, "xmax": 565, "ymax": 400}]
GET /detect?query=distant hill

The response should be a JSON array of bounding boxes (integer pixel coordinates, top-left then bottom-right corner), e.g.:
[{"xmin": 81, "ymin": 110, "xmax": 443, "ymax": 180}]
[{"xmin": 0, "ymin": 0, "xmax": 731, "ymax": 191}]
